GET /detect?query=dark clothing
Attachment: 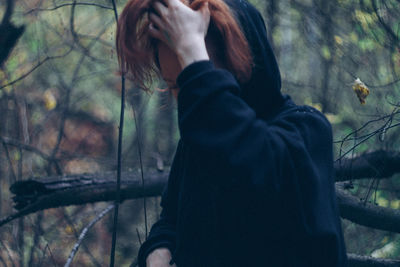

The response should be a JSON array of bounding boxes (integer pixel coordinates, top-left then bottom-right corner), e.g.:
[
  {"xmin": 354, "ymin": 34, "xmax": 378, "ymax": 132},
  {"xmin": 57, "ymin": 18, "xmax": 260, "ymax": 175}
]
[
  {"xmin": 137, "ymin": 62, "xmax": 347, "ymax": 267},
  {"xmin": 137, "ymin": 0, "xmax": 348, "ymax": 266}
]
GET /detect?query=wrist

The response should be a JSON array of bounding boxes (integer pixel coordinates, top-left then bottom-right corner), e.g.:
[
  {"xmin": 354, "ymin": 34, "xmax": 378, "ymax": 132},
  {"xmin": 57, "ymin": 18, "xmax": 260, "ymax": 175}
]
[
  {"xmin": 176, "ymin": 38, "xmax": 209, "ymax": 69},
  {"xmin": 147, "ymin": 247, "xmax": 172, "ymax": 260}
]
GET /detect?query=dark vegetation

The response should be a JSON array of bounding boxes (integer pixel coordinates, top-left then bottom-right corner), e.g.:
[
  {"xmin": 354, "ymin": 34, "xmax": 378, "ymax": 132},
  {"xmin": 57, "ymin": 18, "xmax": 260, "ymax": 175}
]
[{"xmin": 0, "ymin": 0, "xmax": 399, "ymax": 266}]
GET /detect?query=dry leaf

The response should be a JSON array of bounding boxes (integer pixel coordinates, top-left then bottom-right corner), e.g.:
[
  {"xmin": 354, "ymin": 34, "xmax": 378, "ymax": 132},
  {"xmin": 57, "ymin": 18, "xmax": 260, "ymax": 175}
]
[{"xmin": 352, "ymin": 78, "xmax": 369, "ymax": 105}]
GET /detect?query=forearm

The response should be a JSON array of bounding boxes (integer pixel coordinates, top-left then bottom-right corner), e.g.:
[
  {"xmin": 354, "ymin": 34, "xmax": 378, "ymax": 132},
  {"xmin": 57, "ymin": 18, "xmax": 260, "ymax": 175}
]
[{"xmin": 176, "ymin": 38, "xmax": 209, "ymax": 70}]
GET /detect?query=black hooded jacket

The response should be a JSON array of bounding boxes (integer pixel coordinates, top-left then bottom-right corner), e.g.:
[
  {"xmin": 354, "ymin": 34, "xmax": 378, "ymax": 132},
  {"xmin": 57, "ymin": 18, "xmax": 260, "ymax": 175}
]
[{"xmin": 137, "ymin": 0, "xmax": 348, "ymax": 266}]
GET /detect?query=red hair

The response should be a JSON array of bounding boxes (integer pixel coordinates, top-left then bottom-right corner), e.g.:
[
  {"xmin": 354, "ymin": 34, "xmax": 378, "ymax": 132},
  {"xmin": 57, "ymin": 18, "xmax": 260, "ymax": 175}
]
[{"xmin": 116, "ymin": 0, "xmax": 253, "ymax": 91}]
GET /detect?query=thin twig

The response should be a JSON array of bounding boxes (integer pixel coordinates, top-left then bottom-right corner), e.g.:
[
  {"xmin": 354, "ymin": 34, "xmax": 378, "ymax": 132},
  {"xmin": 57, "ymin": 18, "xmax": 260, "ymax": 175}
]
[
  {"xmin": 62, "ymin": 209, "xmax": 102, "ymax": 267},
  {"xmin": 1, "ymin": 141, "xmax": 17, "ymax": 183},
  {"xmin": 130, "ymin": 258, "xmax": 139, "ymax": 267},
  {"xmin": 47, "ymin": 19, "xmax": 111, "ymax": 174},
  {"xmin": 24, "ymin": 2, "xmax": 113, "ymax": 15},
  {"xmin": 68, "ymin": 0, "xmax": 96, "ymax": 61},
  {"xmin": 0, "ymin": 136, "xmax": 53, "ymax": 161},
  {"xmin": 133, "ymin": 107, "xmax": 148, "ymax": 240},
  {"xmin": 64, "ymin": 204, "xmax": 115, "ymax": 267},
  {"xmin": 109, "ymin": 0, "xmax": 127, "ymax": 266},
  {"xmin": 28, "ymin": 212, "xmax": 43, "ymax": 267},
  {"xmin": 371, "ymin": 0, "xmax": 400, "ymax": 47},
  {"xmin": 335, "ymin": 107, "xmax": 400, "ymax": 162},
  {"xmin": 0, "ymin": 239, "xmax": 16, "ymax": 267},
  {"xmin": 0, "ymin": 49, "xmax": 73, "ymax": 90},
  {"xmin": 334, "ymin": 110, "xmax": 400, "ymax": 144},
  {"xmin": 336, "ymin": 122, "xmax": 400, "ymax": 161},
  {"xmin": 38, "ymin": 244, "xmax": 57, "ymax": 267},
  {"xmin": 136, "ymin": 228, "xmax": 142, "ymax": 246},
  {"xmin": 0, "ymin": 256, "xmax": 7, "ymax": 267}
]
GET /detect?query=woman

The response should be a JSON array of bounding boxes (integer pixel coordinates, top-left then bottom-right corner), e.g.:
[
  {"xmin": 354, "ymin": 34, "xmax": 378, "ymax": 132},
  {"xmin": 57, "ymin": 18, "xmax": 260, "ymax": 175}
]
[{"xmin": 116, "ymin": 0, "xmax": 348, "ymax": 266}]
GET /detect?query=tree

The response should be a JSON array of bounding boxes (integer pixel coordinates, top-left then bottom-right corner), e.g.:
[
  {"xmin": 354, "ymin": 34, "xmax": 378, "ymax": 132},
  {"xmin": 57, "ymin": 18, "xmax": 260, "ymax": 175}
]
[{"xmin": 0, "ymin": 0, "xmax": 399, "ymax": 266}]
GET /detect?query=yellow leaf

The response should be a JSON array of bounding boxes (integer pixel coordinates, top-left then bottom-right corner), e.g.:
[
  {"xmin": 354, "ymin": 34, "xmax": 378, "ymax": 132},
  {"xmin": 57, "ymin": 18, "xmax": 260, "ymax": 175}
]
[
  {"xmin": 352, "ymin": 78, "xmax": 370, "ymax": 105},
  {"xmin": 65, "ymin": 225, "xmax": 74, "ymax": 235},
  {"xmin": 43, "ymin": 90, "xmax": 57, "ymax": 110},
  {"xmin": 334, "ymin": 35, "xmax": 343, "ymax": 45}
]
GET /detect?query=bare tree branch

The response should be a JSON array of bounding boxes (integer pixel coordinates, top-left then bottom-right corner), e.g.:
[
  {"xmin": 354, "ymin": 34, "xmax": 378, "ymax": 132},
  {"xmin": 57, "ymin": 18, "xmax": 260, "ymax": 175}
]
[
  {"xmin": 348, "ymin": 253, "xmax": 400, "ymax": 266},
  {"xmin": 61, "ymin": 210, "xmax": 102, "ymax": 267},
  {"xmin": 44, "ymin": 21, "xmax": 113, "ymax": 174},
  {"xmin": 64, "ymin": 204, "xmax": 115, "ymax": 267},
  {"xmin": 0, "ymin": 161, "xmax": 399, "ymax": 264},
  {"xmin": 0, "ymin": 170, "xmax": 168, "ymax": 227},
  {"xmin": 0, "ymin": 136, "xmax": 55, "ymax": 162},
  {"xmin": 0, "ymin": 238, "xmax": 16, "ymax": 267},
  {"xmin": 0, "ymin": 49, "xmax": 73, "ymax": 90},
  {"xmin": 28, "ymin": 212, "xmax": 43, "ymax": 267},
  {"xmin": 24, "ymin": 2, "xmax": 113, "ymax": 15},
  {"xmin": 1, "ymin": 170, "xmax": 400, "ymax": 265},
  {"xmin": 38, "ymin": 244, "xmax": 57, "ymax": 267},
  {"xmin": 1, "ymin": 140, "xmax": 17, "ymax": 183},
  {"xmin": 108, "ymin": 0, "xmax": 133, "ymax": 264},
  {"xmin": 335, "ymin": 150, "xmax": 400, "ymax": 181},
  {"xmin": 371, "ymin": 0, "xmax": 400, "ymax": 48},
  {"xmin": 336, "ymin": 186, "xmax": 400, "ymax": 234},
  {"xmin": 335, "ymin": 114, "xmax": 400, "ymax": 162},
  {"xmin": 2, "ymin": 158, "xmax": 400, "ymax": 233},
  {"xmin": 0, "ymin": 136, "xmax": 62, "ymax": 174},
  {"xmin": 68, "ymin": 0, "xmax": 98, "ymax": 62}
]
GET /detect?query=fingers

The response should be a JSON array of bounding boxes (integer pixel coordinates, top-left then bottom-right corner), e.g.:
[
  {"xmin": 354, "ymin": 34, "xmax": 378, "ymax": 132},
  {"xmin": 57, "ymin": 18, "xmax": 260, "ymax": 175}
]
[
  {"xmin": 200, "ymin": 2, "xmax": 210, "ymax": 21},
  {"xmin": 201, "ymin": 2, "xmax": 210, "ymax": 15},
  {"xmin": 147, "ymin": 0, "xmax": 209, "ymax": 50},
  {"xmin": 198, "ymin": 2, "xmax": 210, "ymax": 35},
  {"xmin": 148, "ymin": 4, "xmax": 169, "ymax": 43},
  {"xmin": 151, "ymin": 0, "xmax": 168, "ymax": 17},
  {"xmin": 148, "ymin": 23, "xmax": 165, "ymax": 43},
  {"xmin": 153, "ymin": 0, "xmax": 170, "ymax": 7},
  {"xmin": 148, "ymin": 22, "xmax": 172, "ymax": 46},
  {"xmin": 160, "ymin": 0, "xmax": 180, "ymax": 8},
  {"xmin": 148, "ymin": 1, "xmax": 167, "ymax": 42},
  {"xmin": 148, "ymin": 12, "xmax": 164, "ymax": 30}
]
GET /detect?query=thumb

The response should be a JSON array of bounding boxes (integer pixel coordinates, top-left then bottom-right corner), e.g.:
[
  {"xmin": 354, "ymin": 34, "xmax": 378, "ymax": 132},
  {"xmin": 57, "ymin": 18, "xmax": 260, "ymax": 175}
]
[
  {"xmin": 200, "ymin": 2, "xmax": 210, "ymax": 27},
  {"xmin": 201, "ymin": 1, "xmax": 210, "ymax": 15}
]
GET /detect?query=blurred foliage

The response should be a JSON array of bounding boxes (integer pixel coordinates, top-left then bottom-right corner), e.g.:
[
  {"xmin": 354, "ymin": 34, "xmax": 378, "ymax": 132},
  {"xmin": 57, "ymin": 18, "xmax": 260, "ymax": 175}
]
[{"xmin": 0, "ymin": 0, "xmax": 399, "ymax": 266}]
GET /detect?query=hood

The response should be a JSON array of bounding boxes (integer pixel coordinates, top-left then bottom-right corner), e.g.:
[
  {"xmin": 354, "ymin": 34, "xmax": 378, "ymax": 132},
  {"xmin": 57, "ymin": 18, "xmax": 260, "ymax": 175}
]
[{"xmin": 223, "ymin": 0, "xmax": 285, "ymax": 120}]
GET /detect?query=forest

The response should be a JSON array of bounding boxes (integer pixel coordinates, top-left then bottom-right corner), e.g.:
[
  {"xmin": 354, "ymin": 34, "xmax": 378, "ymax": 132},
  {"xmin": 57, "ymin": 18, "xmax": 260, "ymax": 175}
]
[{"xmin": 0, "ymin": 0, "xmax": 399, "ymax": 266}]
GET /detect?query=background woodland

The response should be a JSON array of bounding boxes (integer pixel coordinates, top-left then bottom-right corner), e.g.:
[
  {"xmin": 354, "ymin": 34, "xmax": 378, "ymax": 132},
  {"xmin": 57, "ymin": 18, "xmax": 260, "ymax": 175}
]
[{"xmin": 0, "ymin": 0, "xmax": 400, "ymax": 266}]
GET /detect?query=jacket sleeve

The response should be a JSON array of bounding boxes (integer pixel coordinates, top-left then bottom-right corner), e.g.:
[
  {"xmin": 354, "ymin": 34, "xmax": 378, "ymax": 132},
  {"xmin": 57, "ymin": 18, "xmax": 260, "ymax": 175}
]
[
  {"xmin": 137, "ymin": 141, "xmax": 182, "ymax": 267},
  {"xmin": 176, "ymin": 60, "xmax": 333, "ymax": 191}
]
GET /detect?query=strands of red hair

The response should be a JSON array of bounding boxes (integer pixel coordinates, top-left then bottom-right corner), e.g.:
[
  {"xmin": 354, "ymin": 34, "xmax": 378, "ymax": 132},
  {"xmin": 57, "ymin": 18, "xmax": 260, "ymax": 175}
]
[{"xmin": 116, "ymin": 0, "xmax": 253, "ymax": 91}]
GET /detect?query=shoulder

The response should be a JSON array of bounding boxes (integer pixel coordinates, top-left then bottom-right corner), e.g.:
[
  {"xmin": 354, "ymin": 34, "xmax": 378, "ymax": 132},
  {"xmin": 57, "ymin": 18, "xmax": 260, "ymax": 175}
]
[
  {"xmin": 274, "ymin": 102, "xmax": 331, "ymax": 130},
  {"xmin": 269, "ymin": 102, "xmax": 333, "ymax": 147},
  {"xmin": 267, "ymin": 101, "xmax": 334, "ymax": 168}
]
